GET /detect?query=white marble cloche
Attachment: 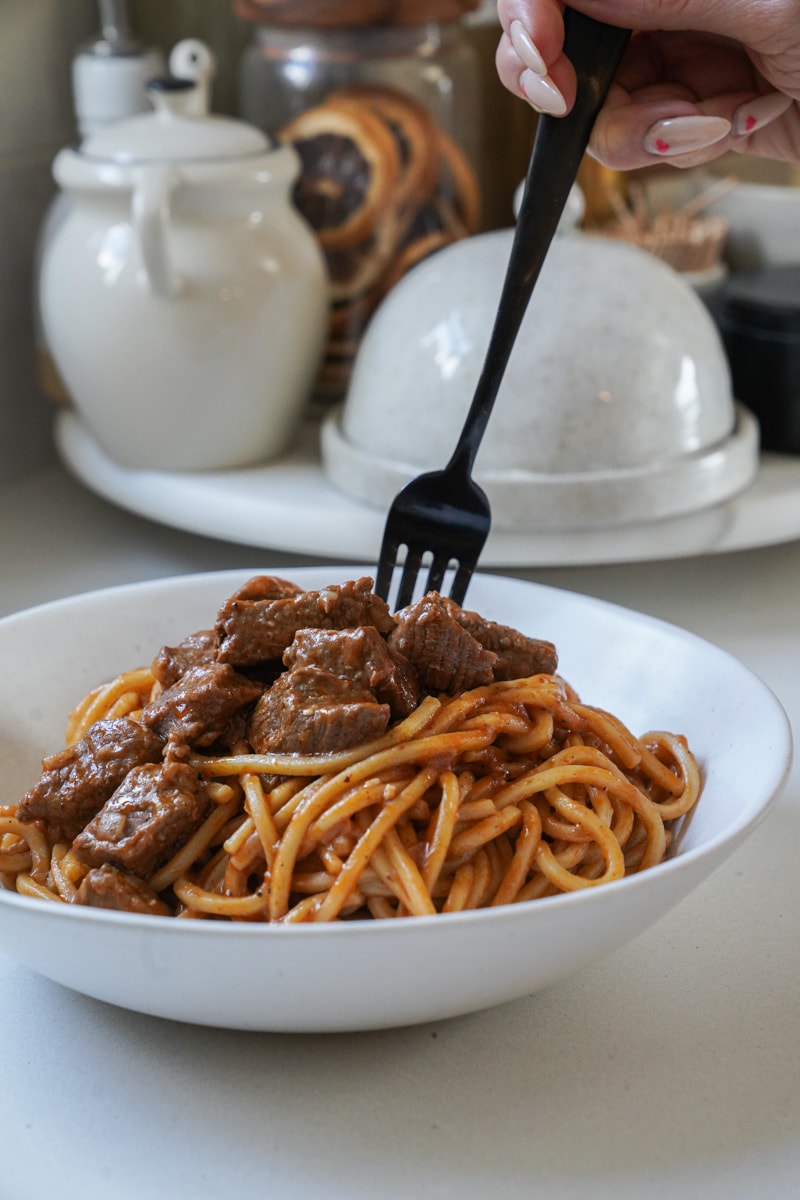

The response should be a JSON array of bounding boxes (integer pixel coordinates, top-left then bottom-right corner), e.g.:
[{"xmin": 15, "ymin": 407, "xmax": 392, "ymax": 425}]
[{"xmin": 322, "ymin": 229, "xmax": 758, "ymax": 530}]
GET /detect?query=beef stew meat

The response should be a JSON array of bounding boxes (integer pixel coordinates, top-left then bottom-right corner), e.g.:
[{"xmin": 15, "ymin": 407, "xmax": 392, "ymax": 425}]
[
  {"xmin": 388, "ymin": 593, "xmax": 498, "ymax": 694},
  {"xmin": 216, "ymin": 576, "xmax": 395, "ymax": 667},
  {"xmin": 225, "ymin": 574, "xmax": 303, "ymax": 604},
  {"xmin": 284, "ymin": 626, "xmax": 420, "ymax": 718},
  {"xmin": 75, "ymin": 863, "xmax": 172, "ymax": 916},
  {"xmin": 151, "ymin": 628, "xmax": 218, "ymax": 689},
  {"xmin": 249, "ymin": 666, "xmax": 391, "ymax": 755},
  {"xmin": 72, "ymin": 758, "xmax": 212, "ymax": 878},
  {"xmin": 141, "ymin": 662, "xmax": 262, "ymax": 747},
  {"xmin": 445, "ymin": 597, "xmax": 558, "ymax": 680},
  {"xmin": 17, "ymin": 717, "xmax": 164, "ymax": 843}
]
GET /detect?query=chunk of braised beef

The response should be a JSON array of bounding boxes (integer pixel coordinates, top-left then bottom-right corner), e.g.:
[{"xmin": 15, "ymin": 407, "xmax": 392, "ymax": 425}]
[
  {"xmin": 151, "ymin": 628, "xmax": 218, "ymax": 688},
  {"xmin": 72, "ymin": 758, "xmax": 211, "ymax": 878},
  {"xmin": 284, "ymin": 626, "xmax": 420, "ymax": 718},
  {"xmin": 211, "ymin": 706, "xmax": 252, "ymax": 753},
  {"xmin": 388, "ymin": 593, "xmax": 497, "ymax": 694},
  {"xmin": 75, "ymin": 863, "xmax": 171, "ymax": 916},
  {"xmin": 17, "ymin": 717, "xmax": 164, "ymax": 843},
  {"xmin": 249, "ymin": 667, "xmax": 390, "ymax": 755},
  {"xmin": 225, "ymin": 575, "xmax": 303, "ymax": 604},
  {"xmin": 213, "ymin": 576, "xmax": 303, "ymax": 667},
  {"xmin": 443, "ymin": 597, "xmax": 558, "ymax": 679},
  {"xmin": 141, "ymin": 662, "xmax": 262, "ymax": 747},
  {"xmin": 216, "ymin": 576, "xmax": 395, "ymax": 668},
  {"xmin": 378, "ymin": 647, "xmax": 421, "ymax": 717}
]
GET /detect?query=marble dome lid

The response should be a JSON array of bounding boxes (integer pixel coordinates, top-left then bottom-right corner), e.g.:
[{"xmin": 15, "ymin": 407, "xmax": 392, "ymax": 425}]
[{"xmin": 322, "ymin": 230, "xmax": 759, "ymax": 531}]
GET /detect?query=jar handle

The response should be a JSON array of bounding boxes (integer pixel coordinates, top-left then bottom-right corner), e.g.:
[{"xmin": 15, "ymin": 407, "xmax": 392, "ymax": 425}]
[{"xmin": 132, "ymin": 166, "xmax": 182, "ymax": 297}]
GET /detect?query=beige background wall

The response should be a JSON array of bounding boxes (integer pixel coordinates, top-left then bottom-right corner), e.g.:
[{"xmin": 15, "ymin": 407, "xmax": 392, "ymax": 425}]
[{"xmin": 0, "ymin": 1, "xmax": 95, "ymax": 483}]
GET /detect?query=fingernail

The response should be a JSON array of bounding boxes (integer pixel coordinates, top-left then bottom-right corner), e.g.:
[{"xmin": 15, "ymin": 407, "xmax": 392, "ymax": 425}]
[
  {"xmin": 520, "ymin": 69, "xmax": 567, "ymax": 116},
  {"xmin": 732, "ymin": 91, "xmax": 793, "ymax": 137},
  {"xmin": 510, "ymin": 19, "xmax": 547, "ymax": 76},
  {"xmin": 644, "ymin": 115, "xmax": 731, "ymax": 156}
]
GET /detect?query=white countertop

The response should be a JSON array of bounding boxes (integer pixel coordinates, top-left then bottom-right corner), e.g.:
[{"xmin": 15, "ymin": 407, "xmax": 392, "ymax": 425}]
[{"xmin": 2, "ymin": 463, "xmax": 799, "ymax": 1200}]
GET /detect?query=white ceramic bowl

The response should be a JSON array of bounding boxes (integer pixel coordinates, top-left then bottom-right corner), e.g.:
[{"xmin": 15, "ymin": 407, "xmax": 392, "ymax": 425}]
[
  {"xmin": 322, "ymin": 232, "xmax": 759, "ymax": 530},
  {"xmin": 0, "ymin": 568, "xmax": 790, "ymax": 1031}
]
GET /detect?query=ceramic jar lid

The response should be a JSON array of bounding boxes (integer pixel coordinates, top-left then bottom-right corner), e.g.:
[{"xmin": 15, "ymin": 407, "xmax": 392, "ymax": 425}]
[
  {"xmin": 233, "ymin": 0, "xmax": 479, "ymax": 26},
  {"xmin": 80, "ymin": 77, "xmax": 270, "ymax": 164}
]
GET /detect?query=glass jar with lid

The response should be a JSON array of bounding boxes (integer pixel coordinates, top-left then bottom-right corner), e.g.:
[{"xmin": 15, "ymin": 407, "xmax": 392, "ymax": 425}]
[{"xmin": 235, "ymin": 0, "xmax": 483, "ymax": 405}]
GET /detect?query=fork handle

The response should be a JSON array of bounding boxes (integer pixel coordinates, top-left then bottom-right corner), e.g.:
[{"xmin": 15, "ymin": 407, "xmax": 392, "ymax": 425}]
[{"xmin": 449, "ymin": 10, "xmax": 631, "ymax": 474}]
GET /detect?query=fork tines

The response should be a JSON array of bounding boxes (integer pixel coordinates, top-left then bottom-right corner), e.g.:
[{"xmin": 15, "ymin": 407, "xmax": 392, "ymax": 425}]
[{"xmin": 375, "ymin": 542, "xmax": 477, "ymax": 611}]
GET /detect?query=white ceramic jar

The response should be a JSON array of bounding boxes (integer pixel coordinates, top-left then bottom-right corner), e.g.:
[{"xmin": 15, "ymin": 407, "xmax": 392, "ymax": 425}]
[{"xmin": 39, "ymin": 53, "xmax": 329, "ymax": 471}]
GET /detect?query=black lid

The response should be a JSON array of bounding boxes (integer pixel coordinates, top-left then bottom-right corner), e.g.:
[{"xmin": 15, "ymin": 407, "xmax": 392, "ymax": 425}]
[
  {"xmin": 717, "ymin": 265, "xmax": 800, "ymax": 336},
  {"xmin": 147, "ymin": 75, "xmax": 196, "ymax": 93}
]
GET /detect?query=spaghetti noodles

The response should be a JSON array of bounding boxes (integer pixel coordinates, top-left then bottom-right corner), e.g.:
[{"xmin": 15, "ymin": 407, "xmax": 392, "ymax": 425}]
[{"xmin": 0, "ymin": 581, "xmax": 701, "ymax": 922}]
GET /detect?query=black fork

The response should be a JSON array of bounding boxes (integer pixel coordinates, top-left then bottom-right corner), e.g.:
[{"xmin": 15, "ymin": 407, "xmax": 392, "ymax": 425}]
[{"xmin": 375, "ymin": 10, "xmax": 631, "ymax": 610}]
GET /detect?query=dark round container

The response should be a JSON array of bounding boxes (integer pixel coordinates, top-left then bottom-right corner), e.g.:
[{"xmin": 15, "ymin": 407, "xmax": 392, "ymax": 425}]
[{"xmin": 713, "ymin": 265, "xmax": 800, "ymax": 453}]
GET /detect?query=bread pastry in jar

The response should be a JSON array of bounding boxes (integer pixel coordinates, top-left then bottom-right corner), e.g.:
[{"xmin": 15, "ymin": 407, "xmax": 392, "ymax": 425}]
[
  {"xmin": 279, "ymin": 83, "xmax": 481, "ymax": 403},
  {"xmin": 238, "ymin": 5, "xmax": 482, "ymax": 403}
]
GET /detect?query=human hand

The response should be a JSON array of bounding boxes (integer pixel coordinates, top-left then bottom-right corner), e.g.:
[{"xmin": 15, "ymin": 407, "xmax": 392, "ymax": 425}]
[{"xmin": 495, "ymin": 0, "xmax": 800, "ymax": 168}]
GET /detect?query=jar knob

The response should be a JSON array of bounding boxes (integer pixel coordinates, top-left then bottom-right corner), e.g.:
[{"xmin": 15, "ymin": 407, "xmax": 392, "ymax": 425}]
[{"xmin": 168, "ymin": 39, "xmax": 216, "ymax": 115}]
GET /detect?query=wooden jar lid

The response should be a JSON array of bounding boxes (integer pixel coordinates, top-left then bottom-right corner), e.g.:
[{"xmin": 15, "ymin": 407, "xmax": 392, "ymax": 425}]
[{"xmin": 233, "ymin": 0, "xmax": 479, "ymax": 27}]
